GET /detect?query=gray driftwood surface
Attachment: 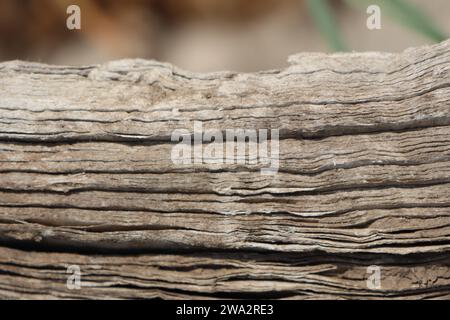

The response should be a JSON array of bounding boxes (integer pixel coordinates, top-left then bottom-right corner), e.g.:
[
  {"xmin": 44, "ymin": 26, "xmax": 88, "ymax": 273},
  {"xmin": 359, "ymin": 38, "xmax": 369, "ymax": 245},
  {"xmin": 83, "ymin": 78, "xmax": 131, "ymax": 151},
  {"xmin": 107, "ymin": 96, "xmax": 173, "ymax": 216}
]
[{"xmin": 1, "ymin": 40, "xmax": 450, "ymax": 299}]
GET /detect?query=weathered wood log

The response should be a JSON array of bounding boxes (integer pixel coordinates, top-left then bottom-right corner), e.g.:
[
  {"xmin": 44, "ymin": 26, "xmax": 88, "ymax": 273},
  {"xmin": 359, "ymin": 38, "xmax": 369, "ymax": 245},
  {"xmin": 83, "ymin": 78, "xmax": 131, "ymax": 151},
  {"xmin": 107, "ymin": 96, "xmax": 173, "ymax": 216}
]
[
  {"xmin": 1, "ymin": 40, "xmax": 450, "ymax": 299},
  {"xmin": 1, "ymin": 247, "xmax": 449, "ymax": 300}
]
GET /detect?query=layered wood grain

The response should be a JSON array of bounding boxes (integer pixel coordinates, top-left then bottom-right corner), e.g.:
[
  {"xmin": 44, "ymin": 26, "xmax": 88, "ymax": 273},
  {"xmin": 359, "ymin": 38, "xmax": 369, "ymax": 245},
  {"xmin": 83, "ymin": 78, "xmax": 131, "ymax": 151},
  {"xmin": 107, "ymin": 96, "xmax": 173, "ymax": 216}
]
[{"xmin": 1, "ymin": 40, "xmax": 450, "ymax": 299}]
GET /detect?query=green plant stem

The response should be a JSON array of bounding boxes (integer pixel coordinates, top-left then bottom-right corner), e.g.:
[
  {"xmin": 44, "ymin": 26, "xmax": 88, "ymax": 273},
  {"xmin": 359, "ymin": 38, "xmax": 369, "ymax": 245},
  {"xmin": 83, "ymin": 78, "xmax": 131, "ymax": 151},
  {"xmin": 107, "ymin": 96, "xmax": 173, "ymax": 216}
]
[
  {"xmin": 344, "ymin": 0, "xmax": 447, "ymax": 42},
  {"xmin": 307, "ymin": 0, "xmax": 349, "ymax": 52}
]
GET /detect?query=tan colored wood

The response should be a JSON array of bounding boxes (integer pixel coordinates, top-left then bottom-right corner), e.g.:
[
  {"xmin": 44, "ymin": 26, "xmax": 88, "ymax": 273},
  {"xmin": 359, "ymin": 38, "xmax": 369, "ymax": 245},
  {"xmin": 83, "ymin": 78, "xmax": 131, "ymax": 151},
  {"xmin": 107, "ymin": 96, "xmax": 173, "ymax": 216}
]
[{"xmin": 1, "ymin": 40, "xmax": 450, "ymax": 299}]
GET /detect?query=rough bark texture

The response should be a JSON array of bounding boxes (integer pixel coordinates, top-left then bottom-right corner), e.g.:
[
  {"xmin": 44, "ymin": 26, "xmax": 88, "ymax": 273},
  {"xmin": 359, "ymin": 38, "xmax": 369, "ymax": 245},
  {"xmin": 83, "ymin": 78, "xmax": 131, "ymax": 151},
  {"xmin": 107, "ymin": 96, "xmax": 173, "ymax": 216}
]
[{"xmin": 1, "ymin": 40, "xmax": 450, "ymax": 299}]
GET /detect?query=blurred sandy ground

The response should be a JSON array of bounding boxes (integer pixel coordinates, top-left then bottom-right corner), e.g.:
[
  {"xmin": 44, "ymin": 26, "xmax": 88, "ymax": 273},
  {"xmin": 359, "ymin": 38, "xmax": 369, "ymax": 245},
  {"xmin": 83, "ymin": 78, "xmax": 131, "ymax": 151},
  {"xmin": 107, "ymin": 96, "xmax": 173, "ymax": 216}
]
[{"xmin": 0, "ymin": 0, "xmax": 449, "ymax": 72}]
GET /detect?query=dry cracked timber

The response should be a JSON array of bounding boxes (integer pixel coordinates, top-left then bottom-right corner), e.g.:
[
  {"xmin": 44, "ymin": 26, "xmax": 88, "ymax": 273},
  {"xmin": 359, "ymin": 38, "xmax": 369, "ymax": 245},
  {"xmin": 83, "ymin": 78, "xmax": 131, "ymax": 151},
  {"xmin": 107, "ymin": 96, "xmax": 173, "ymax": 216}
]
[{"xmin": 0, "ymin": 39, "xmax": 450, "ymax": 299}]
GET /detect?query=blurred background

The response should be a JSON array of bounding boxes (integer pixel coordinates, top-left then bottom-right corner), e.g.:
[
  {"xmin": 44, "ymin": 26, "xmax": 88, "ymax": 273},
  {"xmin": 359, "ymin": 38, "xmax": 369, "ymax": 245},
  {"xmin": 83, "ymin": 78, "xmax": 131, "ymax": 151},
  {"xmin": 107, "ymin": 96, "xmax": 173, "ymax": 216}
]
[{"xmin": 0, "ymin": 0, "xmax": 448, "ymax": 72}]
